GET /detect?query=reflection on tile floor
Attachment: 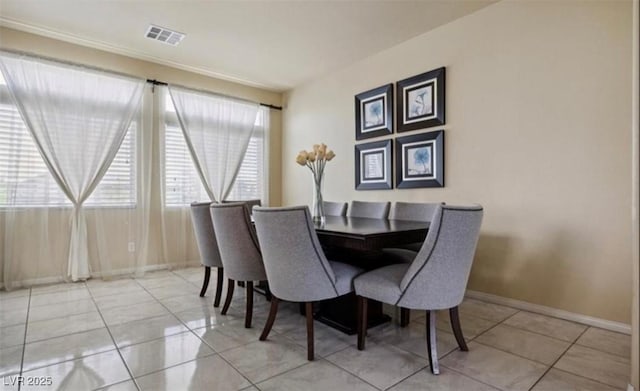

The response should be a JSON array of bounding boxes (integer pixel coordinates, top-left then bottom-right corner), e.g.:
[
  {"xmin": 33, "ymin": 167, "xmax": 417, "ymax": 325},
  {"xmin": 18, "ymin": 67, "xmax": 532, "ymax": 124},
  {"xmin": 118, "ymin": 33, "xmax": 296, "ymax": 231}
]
[{"xmin": 0, "ymin": 266, "xmax": 631, "ymax": 390}]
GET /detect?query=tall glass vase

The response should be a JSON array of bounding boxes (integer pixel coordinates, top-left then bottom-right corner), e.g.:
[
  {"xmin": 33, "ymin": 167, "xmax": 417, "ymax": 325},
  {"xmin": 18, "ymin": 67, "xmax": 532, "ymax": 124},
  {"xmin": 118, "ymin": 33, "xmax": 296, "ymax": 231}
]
[{"xmin": 311, "ymin": 171, "xmax": 325, "ymax": 224}]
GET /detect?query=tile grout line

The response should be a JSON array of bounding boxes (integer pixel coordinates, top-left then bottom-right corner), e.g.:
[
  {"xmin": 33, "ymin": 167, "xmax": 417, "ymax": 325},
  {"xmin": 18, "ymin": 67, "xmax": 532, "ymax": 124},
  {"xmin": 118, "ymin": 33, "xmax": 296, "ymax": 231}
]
[
  {"xmin": 165, "ymin": 270, "xmax": 310, "ymax": 388},
  {"xmin": 17, "ymin": 287, "xmax": 32, "ymax": 391},
  {"xmin": 431, "ymin": 309, "xmax": 525, "ymax": 388},
  {"xmin": 526, "ymin": 326, "xmax": 590, "ymax": 390},
  {"xmin": 86, "ymin": 281, "xmax": 142, "ymax": 391},
  {"xmin": 494, "ymin": 316, "xmax": 588, "ymax": 344},
  {"xmin": 290, "ymin": 356, "xmax": 384, "ymax": 391},
  {"xmin": 132, "ymin": 275, "xmax": 259, "ymax": 389},
  {"xmin": 437, "ymin": 308, "xmax": 521, "ymax": 363},
  {"xmin": 373, "ymin": 311, "xmax": 502, "ymax": 391},
  {"xmin": 491, "ymin": 319, "xmax": 583, "ymax": 344},
  {"xmin": 548, "ymin": 367, "xmax": 628, "ymax": 390},
  {"xmin": 325, "ymin": 340, "xmax": 427, "ymax": 391}
]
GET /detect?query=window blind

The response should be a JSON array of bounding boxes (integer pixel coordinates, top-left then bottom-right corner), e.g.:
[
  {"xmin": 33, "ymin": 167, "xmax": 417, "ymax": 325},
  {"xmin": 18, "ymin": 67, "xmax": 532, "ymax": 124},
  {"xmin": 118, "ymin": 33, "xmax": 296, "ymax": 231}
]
[
  {"xmin": 163, "ymin": 95, "xmax": 266, "ymax": 206},
  {"xmin": 0, "ymin": 82, "xmax": 136, "ymax": 208}
]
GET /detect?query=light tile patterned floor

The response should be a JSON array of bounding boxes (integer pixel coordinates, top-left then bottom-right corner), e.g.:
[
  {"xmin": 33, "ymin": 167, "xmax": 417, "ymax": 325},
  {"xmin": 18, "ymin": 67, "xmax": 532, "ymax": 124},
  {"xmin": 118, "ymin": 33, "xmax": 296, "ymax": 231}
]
[{"xmin": 0, "ymin": 267, "xmax": 631, "ymax": 390}]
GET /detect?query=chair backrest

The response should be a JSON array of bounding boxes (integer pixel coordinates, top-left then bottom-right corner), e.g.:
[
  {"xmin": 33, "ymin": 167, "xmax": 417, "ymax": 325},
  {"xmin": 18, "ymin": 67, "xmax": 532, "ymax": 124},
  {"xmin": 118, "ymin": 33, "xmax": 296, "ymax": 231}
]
[
  {"xmin": 253, "ymin": 206, "xmax": 339, "ymax": 302},
  {"xmin": 348, "ymin": 201, "xmax": 390, "ymax": 219},
  {"xmin": 323, "ymin": 201, "xmax": 348, "ymax": 217},
  {"xmin": 190, "ymin": 202, "xmax": 223, "ymax": 268},
  {"xmin": 397, "ymin": 205, "xmax": 483, "ymax": 310},
  {"xmin": 223, "ymin": 199, "xmax": 261, "ymax": 213},
  {"xmin": 210, "ymin": 203, "xmax": 266, "ymax": 282},
  {"xmin": 389, "ymin": 202, "xmax": 443, "ymax": 222}
]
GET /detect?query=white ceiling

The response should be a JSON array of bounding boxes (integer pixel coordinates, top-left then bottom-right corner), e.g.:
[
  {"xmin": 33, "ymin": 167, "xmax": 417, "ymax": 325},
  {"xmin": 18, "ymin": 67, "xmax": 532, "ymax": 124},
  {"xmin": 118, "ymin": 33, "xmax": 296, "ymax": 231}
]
[{"xmin": 0, "ymin": 1, "xmax": 495, "ymax": 91}]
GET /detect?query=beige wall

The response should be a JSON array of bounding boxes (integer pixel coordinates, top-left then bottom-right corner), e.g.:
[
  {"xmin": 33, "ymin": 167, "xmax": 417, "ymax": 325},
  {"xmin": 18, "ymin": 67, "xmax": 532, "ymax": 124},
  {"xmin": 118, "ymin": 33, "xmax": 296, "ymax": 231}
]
[
  {"xmin": 0, "ymin": 27, "xmax": 283, "ymax": 284},
  {"xmin": 282, "ymin": 1, "xmax": 633, "ymax": 323}
]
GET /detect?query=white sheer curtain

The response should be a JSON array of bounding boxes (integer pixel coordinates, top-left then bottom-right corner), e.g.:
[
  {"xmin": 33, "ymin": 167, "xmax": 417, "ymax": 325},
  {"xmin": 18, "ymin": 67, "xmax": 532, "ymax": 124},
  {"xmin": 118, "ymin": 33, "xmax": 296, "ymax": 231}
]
[
  {"xmin": 168, "ymin": 85, "xmax": 259, "ymax": 202},
  {"xmin": 0, "ymin": 52, "xmax": 144, "ymax": 281}
]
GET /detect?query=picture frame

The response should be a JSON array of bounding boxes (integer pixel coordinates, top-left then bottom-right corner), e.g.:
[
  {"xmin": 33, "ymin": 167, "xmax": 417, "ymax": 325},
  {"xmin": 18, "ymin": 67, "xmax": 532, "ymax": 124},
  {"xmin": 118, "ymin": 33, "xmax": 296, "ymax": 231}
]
[
  {"xmin": 355, "ymin": 139, "xmax": 393, "ymax": 190},
  {"xmin": 395, "ymin": 130, "xmax": 444, "ymax": 188},
  {"xmin": 396, "ymin": 67, "xmax": 445, "ymax": 132},
  {"xmin": 355, "ymin": 84, "xmax": 393, "ymax": 140}
]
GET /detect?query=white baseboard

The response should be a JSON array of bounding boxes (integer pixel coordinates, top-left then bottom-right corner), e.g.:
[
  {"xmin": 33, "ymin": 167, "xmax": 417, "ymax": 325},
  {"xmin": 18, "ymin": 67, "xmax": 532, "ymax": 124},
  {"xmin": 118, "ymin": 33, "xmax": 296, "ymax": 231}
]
[
  {"xmin": 466, "ymin": 290, "xmax": 632, "ymax": 335},
  {"xmin": 0, "ymin": 261, "xmax": 201, "ymax": 290}
]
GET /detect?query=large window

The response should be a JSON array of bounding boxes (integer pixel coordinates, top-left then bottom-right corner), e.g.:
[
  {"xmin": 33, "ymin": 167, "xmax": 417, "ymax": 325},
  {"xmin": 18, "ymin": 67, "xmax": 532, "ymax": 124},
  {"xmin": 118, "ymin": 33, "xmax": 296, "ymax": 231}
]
[
  {"xmin": 163, "ymin": 93, "xmax": 267, "ymax": 206},
  {"xmin": 0, "ymin": 76, "xmax": 137, "ymax": 208}
]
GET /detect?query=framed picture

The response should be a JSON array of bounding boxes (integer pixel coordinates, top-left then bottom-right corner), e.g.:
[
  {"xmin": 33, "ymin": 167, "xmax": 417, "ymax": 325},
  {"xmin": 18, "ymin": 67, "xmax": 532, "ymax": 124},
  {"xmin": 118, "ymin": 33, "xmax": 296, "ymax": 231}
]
[
  {"xmin": 355, "ymin": 84, "xmax": 393, "ymax": 140},
  {"xmin": 395, "ymin": 130, "xmax": 444, "ymax": 188},
  {"xmin": 396, "ymin": 67, "xmax": 445, "ymax": 132},
  {"xmin": 355, "ymin": 140, "xmax": 392, "ymax": 190}
]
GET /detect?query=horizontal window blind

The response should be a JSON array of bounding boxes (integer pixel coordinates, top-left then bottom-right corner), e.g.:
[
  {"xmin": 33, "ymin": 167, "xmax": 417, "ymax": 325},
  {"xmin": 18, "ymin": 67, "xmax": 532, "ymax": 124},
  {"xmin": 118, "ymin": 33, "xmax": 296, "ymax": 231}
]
[
  {"xmin": 163, "ymin": 97, "xmax": 266, "ymax": 206},
  {"xmin": 164, "ymin": 122, "xmax": 208, "ymax": 206},
  {"xmin": 0, "ymin": 85, "xmax": 136, "ymax": 208}
]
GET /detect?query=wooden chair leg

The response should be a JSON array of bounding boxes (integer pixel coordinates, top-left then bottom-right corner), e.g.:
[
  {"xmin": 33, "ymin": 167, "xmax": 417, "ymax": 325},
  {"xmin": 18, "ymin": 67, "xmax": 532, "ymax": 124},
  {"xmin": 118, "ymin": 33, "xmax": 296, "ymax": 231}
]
[
  {"xmin": 449, "ymin": 306, "xmax": 468, "ymax": 351},
  {"xmin": 357, "ymin": 296, "xmax": 368, "ymax": 350},
  {"xmin": 426, "ymin": 310, "xmax": 440, "ymax": 375},
  {"xmin": 264, "ymin": 283, "xmax": 272, "ymax": 302},
  {"xmin": 221, "ymin": 278, "xmax": 234, "ymax": 315},
  {"xmin": 213, "ymin": 267, "xmax": 224, "ymax": 307},
  {"xmin": 305, "ymin": 302, "xmax": 314, "ymax": 361},
  {"xmin": 400, "ymin": 307, "xmax": 410, "ymax": 327},
  {"xmin": 245, "ymin": 281, "xmax": 253, "ymax": 328},
  {"xmin": 199, "ymin": 266, "xmax": 211, "ymax": 297},
  {"xmin": 260, "ymin": 297, "xmax": 279, "ymax": 341}
]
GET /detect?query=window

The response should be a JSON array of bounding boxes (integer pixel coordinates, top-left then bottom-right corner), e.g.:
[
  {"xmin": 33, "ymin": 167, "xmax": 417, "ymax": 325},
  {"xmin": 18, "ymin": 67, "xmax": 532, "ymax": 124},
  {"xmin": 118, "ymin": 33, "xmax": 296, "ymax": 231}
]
[
  {"xmin": 163, "ymin": 92, "xmax": 267, "ymax": 206},
  {"xmin": 0, "ymin": 75, "xmax": 137, "ymax": 208}
]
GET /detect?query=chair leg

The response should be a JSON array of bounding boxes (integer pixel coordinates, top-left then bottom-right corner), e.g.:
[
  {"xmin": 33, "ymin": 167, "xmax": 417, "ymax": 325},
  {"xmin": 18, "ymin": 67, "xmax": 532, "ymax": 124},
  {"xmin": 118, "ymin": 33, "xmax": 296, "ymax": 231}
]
[
  {"xmin": 357, "ymin": 296, "xmax": 368, "ymax": 351},
  {"xmin": 305, "ymin": 302, "xmax": 314, "ymax": 361},
  {"xmin": 221, "ymin": 278, "xmax": 234, "ymax": 315},
  {"xmin": 245, "ymin": 281, "xmax": 253, "ymax": 328},
  {"xmin": 260, "ymin": 297, "xmax": 279, "ymax": 341},
  {"xmin": 449, "ymin": 306, "xmax": 468, "ymax": 351},
  {"xmin": 264, "ymin": 283, "xmax": 272, "ymax": 302},
  {"xmin": 400, "ymin": 308, "xmax": 410, "ymax": 327},
  {"xmin": 426, "ymin": 310, "xmax": 440, "ymax": 375},
  {"xmin": 199, "ymin": 266, "xmax": 211, "ymax": 297},
  {"xmin": 213, "ymin": 267, "xmax": 224, "ymax": 307}
]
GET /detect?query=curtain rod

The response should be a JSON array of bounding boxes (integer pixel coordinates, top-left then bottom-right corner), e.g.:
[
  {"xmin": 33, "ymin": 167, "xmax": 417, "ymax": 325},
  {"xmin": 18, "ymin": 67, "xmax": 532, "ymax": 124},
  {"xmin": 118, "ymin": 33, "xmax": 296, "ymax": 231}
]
[{"xmin": 146, "ymin": 79, "xmax": 282, "ymax": 111}]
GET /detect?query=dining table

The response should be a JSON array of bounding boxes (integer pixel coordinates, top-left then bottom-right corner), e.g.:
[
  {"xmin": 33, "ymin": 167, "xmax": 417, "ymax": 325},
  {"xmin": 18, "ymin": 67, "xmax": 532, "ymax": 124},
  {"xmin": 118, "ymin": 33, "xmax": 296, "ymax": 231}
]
[
  {"xmin": 311, "ymin": 215, "xmax": 430, "ymax": 334},
  {"xmin": 314, "ymin": 216, "xmax": 429, "ymax": 251}
]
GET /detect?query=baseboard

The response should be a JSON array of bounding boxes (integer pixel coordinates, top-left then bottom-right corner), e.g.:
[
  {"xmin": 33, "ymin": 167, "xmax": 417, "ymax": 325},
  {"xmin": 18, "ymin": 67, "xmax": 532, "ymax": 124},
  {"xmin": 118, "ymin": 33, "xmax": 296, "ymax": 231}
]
[
  {"xmin": 466, "ymin": 289, "xmax": 632, "ymax": 335},
  {"xmin": 0, "ymin": 261, "xmax": 201, "ymax": 290}
]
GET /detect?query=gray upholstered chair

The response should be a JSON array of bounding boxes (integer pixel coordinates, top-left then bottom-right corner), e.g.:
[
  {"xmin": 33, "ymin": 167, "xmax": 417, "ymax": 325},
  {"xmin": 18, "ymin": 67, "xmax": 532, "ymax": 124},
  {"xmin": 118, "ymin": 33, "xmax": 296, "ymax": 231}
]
[
  {"xmin": 190, "ymin": 202, "xmax": 224, "ymax": 307},
  {"xmin": 389, "ymin": 202, "xmax": 442, "ymax": 251},
  {"xmin": 348, "ymin": 200, "xmax": 390, "ymax": 219},
  {"xmin": 354, "ymin": 205, "xmax": 483, "ymax": 375},
  {"xmin": 386, "ymin": 202, "xmax": 444, "ymax": 325},
  {"xmin": 210, "ymin": 202, "xmax": 268, "ymax": 328},
  {"xmin": 253, "ymin": 206, "xmax": 364, "ymax": 361},
  {"xmin": 223, "ymin": 199, "xmax": 261, "ymax": 213},
  {"xmin": 322, "ymin": 201, "xmax": 348, "ymax": 217}
]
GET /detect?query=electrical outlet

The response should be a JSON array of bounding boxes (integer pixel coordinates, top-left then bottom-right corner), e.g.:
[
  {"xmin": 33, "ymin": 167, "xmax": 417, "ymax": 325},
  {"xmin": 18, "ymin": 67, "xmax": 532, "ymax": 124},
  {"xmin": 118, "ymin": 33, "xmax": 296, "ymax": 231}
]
[{"xmin": 128, "ymin": 242, "xmax": 135, "ymax": 253}]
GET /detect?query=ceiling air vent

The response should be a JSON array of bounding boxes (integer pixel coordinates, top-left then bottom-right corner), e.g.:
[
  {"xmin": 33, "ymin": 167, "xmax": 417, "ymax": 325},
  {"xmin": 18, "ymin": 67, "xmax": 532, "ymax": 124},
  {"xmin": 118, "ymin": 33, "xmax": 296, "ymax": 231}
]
[{"xmin": 145, "ymin": 24, "xmax": 185, "ymax": 46}]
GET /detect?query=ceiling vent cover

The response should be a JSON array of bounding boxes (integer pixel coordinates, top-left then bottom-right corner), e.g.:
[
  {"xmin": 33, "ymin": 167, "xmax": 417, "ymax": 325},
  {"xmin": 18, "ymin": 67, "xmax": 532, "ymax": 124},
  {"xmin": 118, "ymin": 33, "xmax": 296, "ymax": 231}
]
[{"xmin": 145, "ymin": 25, "xmax": 185, "ymax": 46}]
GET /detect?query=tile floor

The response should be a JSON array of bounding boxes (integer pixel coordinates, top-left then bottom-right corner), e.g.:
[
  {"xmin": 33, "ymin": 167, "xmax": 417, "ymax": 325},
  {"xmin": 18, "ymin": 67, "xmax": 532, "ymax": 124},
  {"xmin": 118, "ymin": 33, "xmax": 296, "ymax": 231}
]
[{"xmin": 0, "ymin": 267, "xmax": 632, "ymax": 391}]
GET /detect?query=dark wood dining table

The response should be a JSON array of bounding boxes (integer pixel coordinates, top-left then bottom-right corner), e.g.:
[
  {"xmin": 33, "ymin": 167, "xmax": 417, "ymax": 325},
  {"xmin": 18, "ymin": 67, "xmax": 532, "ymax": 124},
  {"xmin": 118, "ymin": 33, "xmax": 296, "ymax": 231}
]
[
  {"xmin": 314, "ymin": 216, "xmax": 429, "ymax": 252},
  {"xmin": 312, "ymin": 216, "xmax": 430, "ymax": 334}
]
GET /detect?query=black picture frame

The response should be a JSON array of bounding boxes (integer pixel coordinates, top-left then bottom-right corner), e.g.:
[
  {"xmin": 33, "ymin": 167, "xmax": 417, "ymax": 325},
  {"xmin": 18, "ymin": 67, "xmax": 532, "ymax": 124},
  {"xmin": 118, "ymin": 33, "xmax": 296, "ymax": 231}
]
[
  {"xmin": 396, "ymin": 67, "xmax": 445, "ymax": 132},
  {"xmin": 355, "ymin": 84, "xmax": 393, "ymax": 140},
  {"xmin": 395, "ymin": 130, "xmax": 444, "ymax": 188},
  {"xmin": 355, "ymin": 140, "xmax": 393, "ymax": 190}
]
